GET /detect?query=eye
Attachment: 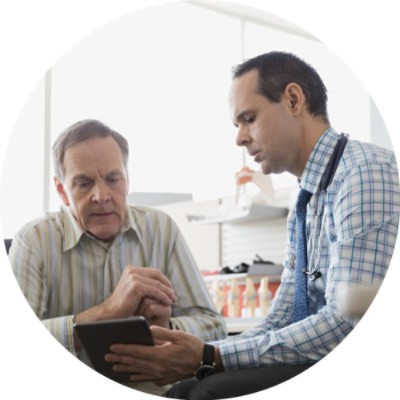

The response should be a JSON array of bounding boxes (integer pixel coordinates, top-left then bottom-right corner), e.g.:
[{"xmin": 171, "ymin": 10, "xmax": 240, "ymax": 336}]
[
  {"xmin": 76, "ymin": 180, "xmax": 91, "ymax": 190},
  {"xmin": 245, "ymin": 115, "xmax": 255, "ymax": 124},
  {"xmin": 106, "ymin": 175, "xmax": 120, "ymax": 185}
]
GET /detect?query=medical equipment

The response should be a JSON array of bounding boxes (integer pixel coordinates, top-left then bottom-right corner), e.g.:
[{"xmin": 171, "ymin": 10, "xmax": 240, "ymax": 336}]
[{"xmin": 303, "ymin": 133, "xmax": 348, "ymax": 280}]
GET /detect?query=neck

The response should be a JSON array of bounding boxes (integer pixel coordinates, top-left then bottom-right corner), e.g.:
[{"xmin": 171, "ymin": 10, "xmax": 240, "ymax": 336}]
[{"xmin": 292, "ymin": 119, "xmax": 330, "ymax": 178}]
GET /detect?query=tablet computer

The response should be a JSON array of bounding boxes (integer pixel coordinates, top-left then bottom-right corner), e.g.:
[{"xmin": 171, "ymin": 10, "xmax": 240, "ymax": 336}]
[{"xmin": 74, "ymin": 316, "xmax": 154, "ymax": 382}]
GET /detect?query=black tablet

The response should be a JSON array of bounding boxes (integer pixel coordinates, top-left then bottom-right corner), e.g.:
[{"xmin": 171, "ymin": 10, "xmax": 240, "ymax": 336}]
[{"xmin": 74, "ymin": 316, "xmax": 154, "ymax": 382}]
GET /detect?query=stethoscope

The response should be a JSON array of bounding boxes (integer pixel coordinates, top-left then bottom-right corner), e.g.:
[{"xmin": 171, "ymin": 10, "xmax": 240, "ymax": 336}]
[{"xmin": 292, "ymin": 133, "xmax": 349, "ymax": 281}]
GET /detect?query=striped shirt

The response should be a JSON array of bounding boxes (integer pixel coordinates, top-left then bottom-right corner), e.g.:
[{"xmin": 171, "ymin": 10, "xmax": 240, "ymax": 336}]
[
  {"xmin": 216, "ymin": 128, "xmax": 399, "ymax": 369},
  {"xmin": 10, "ymin": 204, "xmax": 227, "ymax": 359}
]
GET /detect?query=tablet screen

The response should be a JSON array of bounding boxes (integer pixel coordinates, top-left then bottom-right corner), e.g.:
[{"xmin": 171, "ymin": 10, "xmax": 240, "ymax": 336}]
[{"xmin": 74, "ymin": 316, "xmax": 153, "ymax": 382}]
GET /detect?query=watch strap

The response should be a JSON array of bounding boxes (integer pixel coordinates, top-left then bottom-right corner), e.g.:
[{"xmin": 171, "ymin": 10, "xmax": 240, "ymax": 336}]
[
  {"xmin": 202, "ymin": 344, "xmax": 215, "ymax": 366},
  {"xmin": 195, "ymin": 344, "xmax": 216, "ymax": 380}
]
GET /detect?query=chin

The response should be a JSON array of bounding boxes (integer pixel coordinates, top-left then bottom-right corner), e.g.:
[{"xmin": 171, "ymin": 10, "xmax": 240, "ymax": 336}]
[{"xmin": 260, "ymin": 162, "xmax": 272, "ymax": 175}]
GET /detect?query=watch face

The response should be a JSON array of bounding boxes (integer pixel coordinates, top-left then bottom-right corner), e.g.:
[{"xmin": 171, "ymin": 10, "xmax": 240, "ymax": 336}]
[{"xmin": 196, "ymin": 364, "xmax": 215, "ymax": 380}]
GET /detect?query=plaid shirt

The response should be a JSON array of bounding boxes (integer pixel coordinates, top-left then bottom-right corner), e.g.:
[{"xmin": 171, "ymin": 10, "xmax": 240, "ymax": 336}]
[{"xmin": 216, "ymin": 128, "xmax": 399, "ymax": 369}]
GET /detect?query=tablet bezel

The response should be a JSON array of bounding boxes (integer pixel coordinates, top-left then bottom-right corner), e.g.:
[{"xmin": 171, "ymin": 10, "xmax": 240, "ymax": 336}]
[{"xmin": 74, "ymin": 316, "xmax": 154, "ymax": 382}]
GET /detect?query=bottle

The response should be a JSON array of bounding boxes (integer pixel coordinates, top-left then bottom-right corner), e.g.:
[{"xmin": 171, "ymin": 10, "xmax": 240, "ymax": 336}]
[
  {"xmin": 242, "ymin": 277, "xmax": 257, "ymax": 317},
  {"xmin": 227, "ymin": 279, "xmax": 241, "ymax": 317},
  {"xmin": 211, "ymin": 280, "xmax": 227, "ymax": 315},
  {"xmin": 258, "ymin": 277, "xmax": 272, "ymax": 316}
]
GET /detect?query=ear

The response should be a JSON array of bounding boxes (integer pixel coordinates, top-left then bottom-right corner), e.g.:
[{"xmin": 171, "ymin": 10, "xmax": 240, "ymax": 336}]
[
  {"xmin": 54, "ymin": 176, "xmax": 70, "ymax": 207},
  {"xmin": 283, "ymin": 83, "xmax": 306, "ymax": 116}
]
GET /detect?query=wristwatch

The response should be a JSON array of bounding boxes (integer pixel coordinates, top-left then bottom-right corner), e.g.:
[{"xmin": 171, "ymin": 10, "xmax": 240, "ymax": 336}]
[{"xmin": 195, "ymin": 344, "xmax": 216, "ymax": 380}]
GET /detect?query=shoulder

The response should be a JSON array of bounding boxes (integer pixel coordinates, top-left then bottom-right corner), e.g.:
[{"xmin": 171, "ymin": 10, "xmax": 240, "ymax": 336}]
[
  {"xmin": 332, "ymin": 140, "xmax": 398, "ymax": 193},
  {"xmin": 342, "ymin": 140, "xmax": 396, "ymax": 172},
  {"xmin": 14, "ymin": 210, "xmax": 63, "ymax": 239}
]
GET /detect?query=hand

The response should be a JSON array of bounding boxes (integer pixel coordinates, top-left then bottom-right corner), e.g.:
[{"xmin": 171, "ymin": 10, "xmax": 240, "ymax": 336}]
[
  {"xmin": 102, "ymin": 266, "xmax": 177, "ymax": 319},
  {"xmin": 105, "ymin": 326, "xmax": 204, "ymax": 384},
  {"xmin": 137, "ymin": 297, "xmax": 172, "ymax": 329}
]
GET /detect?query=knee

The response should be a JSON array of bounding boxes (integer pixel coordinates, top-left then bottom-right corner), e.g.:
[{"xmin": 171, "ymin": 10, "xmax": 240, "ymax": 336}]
[
  {"xmin": 164, "ymin": 379, "xmax": 197, "ymax": 399},
  {"xmin": 187, "ymin": 386, "xmax": 214, "ymax": 400},
  {"xmin": 165, "ymin": 380, "xmax": 215, "ymax": 400}
]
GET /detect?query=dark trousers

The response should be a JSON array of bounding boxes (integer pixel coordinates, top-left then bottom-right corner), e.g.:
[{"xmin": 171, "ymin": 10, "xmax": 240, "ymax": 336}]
[{"xmin": 163, "ymin": 364, "xmax": 314, "ymax": 400}]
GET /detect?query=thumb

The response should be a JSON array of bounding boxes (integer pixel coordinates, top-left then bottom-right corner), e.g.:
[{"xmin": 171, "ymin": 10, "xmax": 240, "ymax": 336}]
[{"xmin": 150, "ymin": 325, "xmax": 177, "ymax": 343}]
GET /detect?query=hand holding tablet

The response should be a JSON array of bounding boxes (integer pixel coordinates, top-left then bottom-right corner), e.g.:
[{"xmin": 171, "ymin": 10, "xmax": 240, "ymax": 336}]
[{"xmin": 74, "ymin": 316, "xmax": 154, "ymax": 382}]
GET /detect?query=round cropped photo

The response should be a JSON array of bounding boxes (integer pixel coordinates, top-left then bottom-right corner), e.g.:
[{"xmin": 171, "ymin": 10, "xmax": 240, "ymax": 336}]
[{"xmin": 1, "ymin": 1, "xmax": 399, "ymax": 400}]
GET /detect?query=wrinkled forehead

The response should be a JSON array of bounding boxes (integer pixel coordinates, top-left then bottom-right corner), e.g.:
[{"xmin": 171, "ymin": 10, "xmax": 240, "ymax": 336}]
[{"xmin": 63, "ymin": 137, "xmax": 126, "ymax": 177}]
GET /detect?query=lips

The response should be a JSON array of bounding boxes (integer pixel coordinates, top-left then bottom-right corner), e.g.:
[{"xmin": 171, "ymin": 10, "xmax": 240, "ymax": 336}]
[
  {"xmin": 250, "ymin": 150, "xmax": 261, "ymax": 162},
  {"xmin": 91, "ymin": 212, "xmax": 114, "ymax": 217}
]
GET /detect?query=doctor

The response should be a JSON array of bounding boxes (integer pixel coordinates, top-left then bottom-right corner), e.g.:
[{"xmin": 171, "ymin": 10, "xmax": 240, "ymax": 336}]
[{"xmin": 105, "ymin": 51, "xmax": 400, "ymax": 399}]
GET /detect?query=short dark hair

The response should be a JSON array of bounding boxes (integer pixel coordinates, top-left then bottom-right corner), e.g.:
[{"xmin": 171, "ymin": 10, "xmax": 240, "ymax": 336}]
[
  {"xmin": 52, "ymin": 119, "xmax": 129, "ymax": 180},
  {"xmin": 232, "ymin": 51, "xmax": 329, "ymax": 122}
]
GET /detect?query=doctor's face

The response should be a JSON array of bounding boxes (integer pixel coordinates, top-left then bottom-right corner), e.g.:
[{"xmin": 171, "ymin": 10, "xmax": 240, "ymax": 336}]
[
  {"xmin": 230, "ymin": 69, "xmax": 301, "ymax": 176},
  {"xmin": 55, "ymin": 136, "xmax": 129, "ymax": 241}
]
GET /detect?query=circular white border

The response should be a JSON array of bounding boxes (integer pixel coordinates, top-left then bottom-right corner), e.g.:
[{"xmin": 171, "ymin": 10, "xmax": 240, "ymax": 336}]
[{"xmin": 1, "ymin": 1, "xmax": 398, "ymax": 399}]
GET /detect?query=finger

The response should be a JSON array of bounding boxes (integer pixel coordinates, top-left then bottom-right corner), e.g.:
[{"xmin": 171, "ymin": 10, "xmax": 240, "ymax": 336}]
[
  {"xmin": 137, "ymin": 297, "xmax": 164, "ymax": 315},
  {"xmin": 129, "ymin": 373, "xmax": 164, "ymax": 383},
  {"xmin": 138, "ymin": 300, "xmax": 171, "ymax": 323},
  {"xmin": 107, "ymin": 355, "xmax": 169, "ymax": 382},
  {"xmin": 152, "ymin": 336, "xmax": 169, "ymax": 346},
  {"xmin": 109, "ymin": 343, "xmax": 157, "ymax": 361},
  {"xmin": 105, "ymin": 352, "xmax": 137, "ymax": 367},
  {"xmin": 120, "ymin": 266, "xmax": 177, "ymax": 304},
  {"xmin": 136, "ymin": 297, "xmax": 155, "ymax": 316},
  {"xmin": 124, "ymin": 266, "xmax": 174, "ymax": 289},
  {"xmin": 134, "ymin": 276, "xmax": 178, "ymax": 304},
  {"xmin": 150, "ymin": 325, "xmax": 180, "ymax": 342}
]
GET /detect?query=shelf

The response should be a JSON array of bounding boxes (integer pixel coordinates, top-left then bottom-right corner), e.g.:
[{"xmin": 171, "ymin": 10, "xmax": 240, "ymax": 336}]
[
  {"xmin": 187, "ymin": 203, "xmax": 288, "ymax": 225},
  {"xmin": 225, "ymin": 317, "xmax": 264, "ymax": 334},
  {"xmin": 203, "ymin": 272, "xmax": 281, "ymax": 284}
]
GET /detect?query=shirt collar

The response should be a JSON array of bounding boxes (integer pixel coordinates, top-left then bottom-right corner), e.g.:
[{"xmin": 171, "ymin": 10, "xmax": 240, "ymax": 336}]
[
  {"xmin": 300, "ymin": 127, "xmax": 341, "ymax": 194},
  {"xmin": 61, "ymin": 204, "xmax": 142, "ymax": 252}
]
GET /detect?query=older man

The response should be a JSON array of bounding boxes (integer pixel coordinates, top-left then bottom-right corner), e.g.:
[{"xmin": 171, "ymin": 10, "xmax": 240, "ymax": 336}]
[{"xmin": 9, "ymin": 119, "xmax": 226, "ymax": 395}]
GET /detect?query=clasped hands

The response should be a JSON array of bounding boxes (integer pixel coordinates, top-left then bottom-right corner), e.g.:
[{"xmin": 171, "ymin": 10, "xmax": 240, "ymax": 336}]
[
  {"xmin": 74, "ymin": 265, "xmax": 177, "ymax": 351},
  {"xmin": 101, "ymin": 266, "xmax": 204, "ymax": 385},
  {"xmin": 102, "ymin": 265, "xmax": 177, "ymax": 328},
  {"xmin": 75, "ymin": 265, "xmax": 207, "ymax": 384}
]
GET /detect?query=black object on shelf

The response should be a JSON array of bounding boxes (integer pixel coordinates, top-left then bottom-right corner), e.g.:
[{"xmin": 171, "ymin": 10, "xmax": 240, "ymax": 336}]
[{"xmin": 220, "ymin": 262, "xmax": 250, "ymax": 274}]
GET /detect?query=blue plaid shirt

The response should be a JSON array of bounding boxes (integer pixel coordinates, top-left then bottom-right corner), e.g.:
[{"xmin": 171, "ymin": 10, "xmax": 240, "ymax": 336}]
[{"xmin": 216, "ymin": 128, "xmax": 399, "ymax": 369}]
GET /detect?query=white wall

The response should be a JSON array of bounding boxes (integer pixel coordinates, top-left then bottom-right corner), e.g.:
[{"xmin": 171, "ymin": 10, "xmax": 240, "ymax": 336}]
[
  {"xmin": 1, "ymin": 2, "xmax": 399, "ymax": 400},
  {"xmin": 0, "ymin": 1, "xmax": 390, "ymax": 242},
  {"xmin": 0, "ymin": 77, "xmax": 46, "ymax": 238}
]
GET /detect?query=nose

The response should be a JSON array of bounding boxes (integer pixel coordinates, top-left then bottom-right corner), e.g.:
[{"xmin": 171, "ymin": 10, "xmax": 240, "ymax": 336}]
[
  {"xmin": 236, "ymin": 125, "xmax": 251, "ymax": 147},
  {"xmin": 91, "ymin": 181, "xmax": 111, "ymax": 203}
]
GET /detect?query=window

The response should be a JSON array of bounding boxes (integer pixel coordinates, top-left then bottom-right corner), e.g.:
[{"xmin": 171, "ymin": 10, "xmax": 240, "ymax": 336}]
[{"xmin": 0, "ymin": 2, "xmax": 388, "ymax": 237}]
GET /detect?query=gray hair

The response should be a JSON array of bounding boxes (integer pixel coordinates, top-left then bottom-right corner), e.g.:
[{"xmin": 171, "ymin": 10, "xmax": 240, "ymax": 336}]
[{"xmin": 52, "ymin": 119, "xmax": 129, "ymax": 180}]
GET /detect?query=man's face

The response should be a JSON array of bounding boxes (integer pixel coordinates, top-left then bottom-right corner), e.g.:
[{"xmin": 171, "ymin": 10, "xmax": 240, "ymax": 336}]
[
  {"xmin": 230, "ymin": 69, "xmax": 301, "ymax": 176},
  {"xmin": 55, "ymin": 136, "xmax": 129, "ymax": 241}
]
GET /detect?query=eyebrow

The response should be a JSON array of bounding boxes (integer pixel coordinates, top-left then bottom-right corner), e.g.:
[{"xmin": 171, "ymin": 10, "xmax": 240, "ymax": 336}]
[
  {"xmin": 105, "ymin": 170, "xmax": 124, "ymax": 179},
  {"xmin": 71, "ymin": 174, "xmax": 93, "ymax": 184}
]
